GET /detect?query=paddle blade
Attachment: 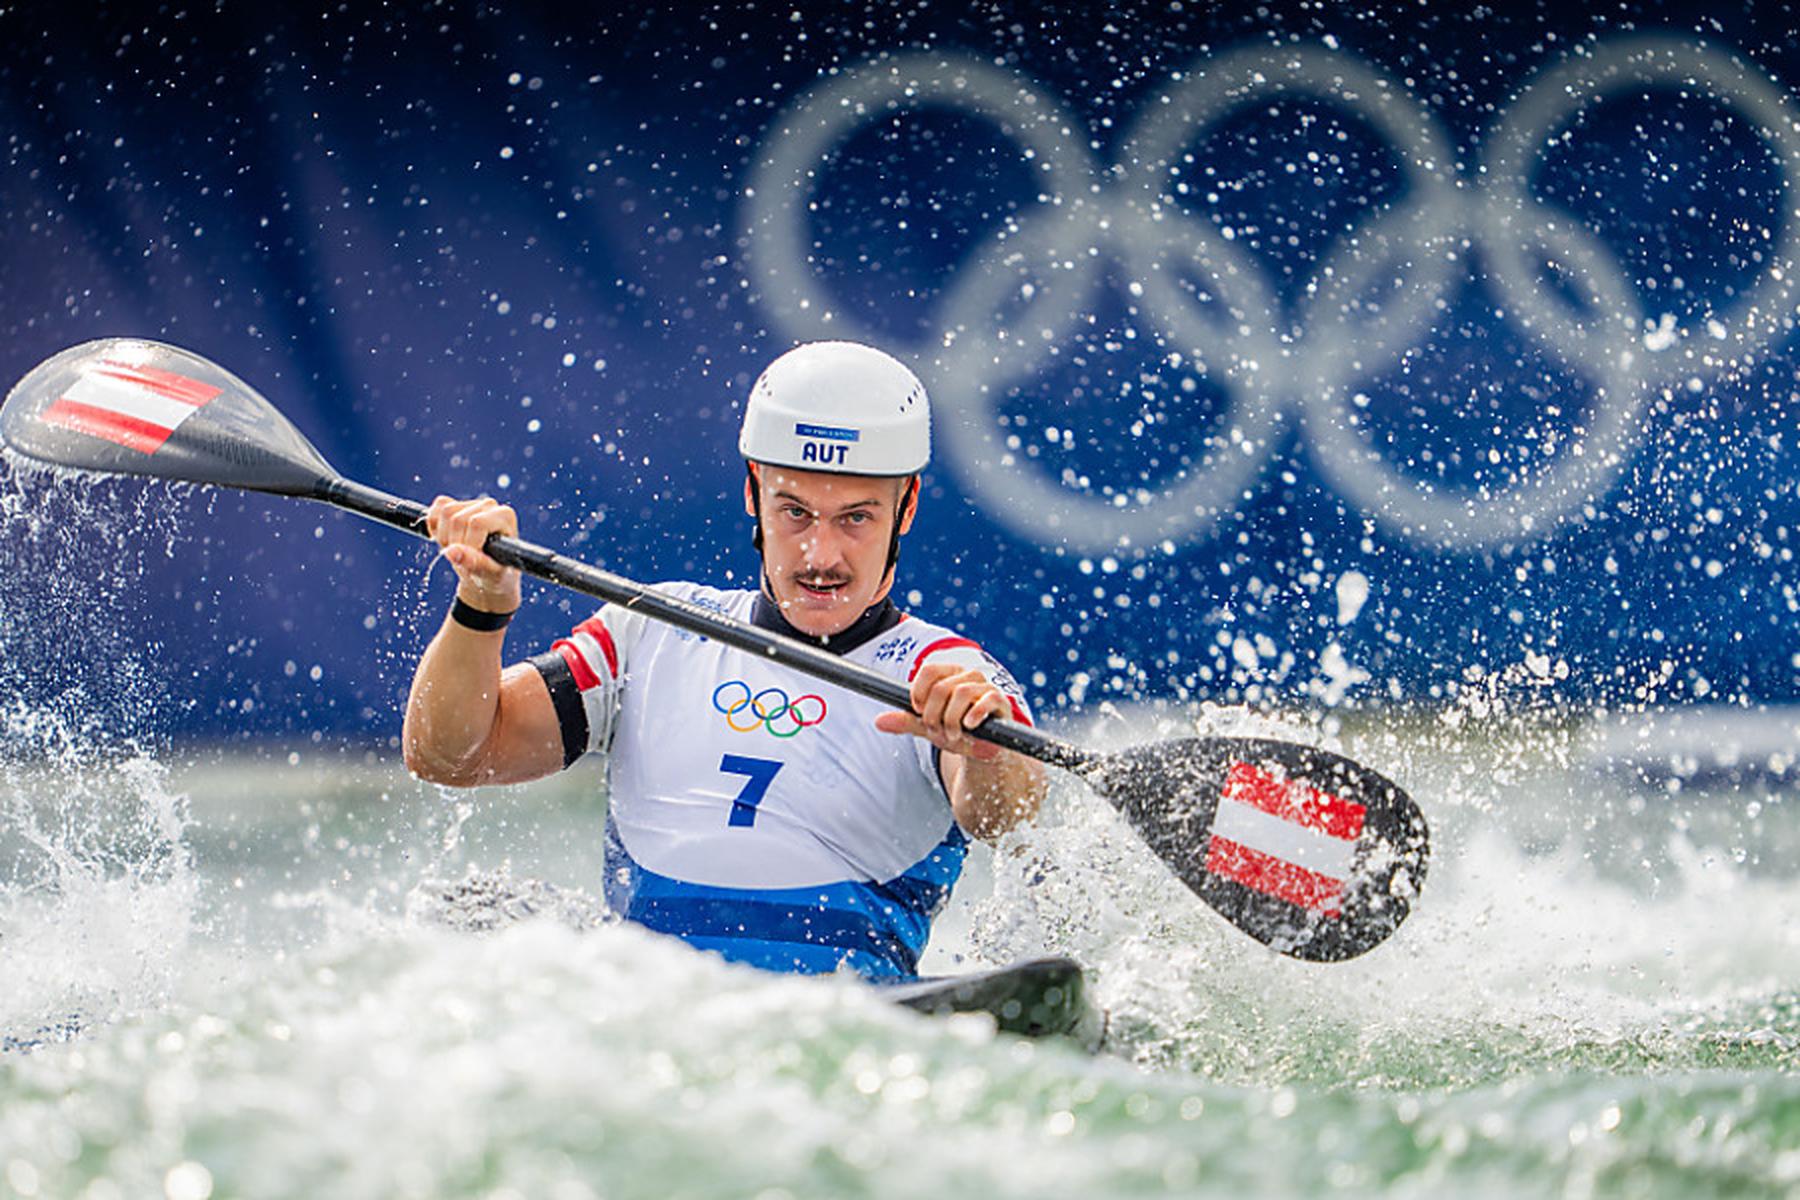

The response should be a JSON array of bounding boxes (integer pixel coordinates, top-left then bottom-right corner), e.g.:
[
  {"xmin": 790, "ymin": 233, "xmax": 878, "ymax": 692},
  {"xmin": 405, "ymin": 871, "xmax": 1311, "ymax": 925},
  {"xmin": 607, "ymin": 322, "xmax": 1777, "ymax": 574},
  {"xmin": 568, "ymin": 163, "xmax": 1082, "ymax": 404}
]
[
  {"xmin": 1088, "ymin": 737, "xmax": 1428, "ymax": 961},
  {"xmin": 1, "ymin": 338, "xmax": 335, "ymax": 496}
]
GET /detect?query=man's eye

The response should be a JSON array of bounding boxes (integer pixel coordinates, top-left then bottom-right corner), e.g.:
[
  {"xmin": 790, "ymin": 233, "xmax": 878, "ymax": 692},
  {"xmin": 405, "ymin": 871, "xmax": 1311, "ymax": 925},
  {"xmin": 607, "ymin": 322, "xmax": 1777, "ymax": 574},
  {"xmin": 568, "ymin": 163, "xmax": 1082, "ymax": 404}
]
[
  {"xmin": 782, "ymin": 506, "xmax": 810, "ymax": 520},
  {"xmin": 844, "ymin": 511, "xmax": 870, "ymax": 525}
]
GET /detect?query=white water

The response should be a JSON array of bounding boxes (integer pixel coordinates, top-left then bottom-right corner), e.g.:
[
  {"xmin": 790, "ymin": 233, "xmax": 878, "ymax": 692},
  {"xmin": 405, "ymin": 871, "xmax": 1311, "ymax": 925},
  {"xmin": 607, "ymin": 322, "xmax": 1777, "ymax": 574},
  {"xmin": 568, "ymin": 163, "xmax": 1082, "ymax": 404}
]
[{"xmin": 0, "ymin": 681, "xmax": 1797, "ymax": 1199}]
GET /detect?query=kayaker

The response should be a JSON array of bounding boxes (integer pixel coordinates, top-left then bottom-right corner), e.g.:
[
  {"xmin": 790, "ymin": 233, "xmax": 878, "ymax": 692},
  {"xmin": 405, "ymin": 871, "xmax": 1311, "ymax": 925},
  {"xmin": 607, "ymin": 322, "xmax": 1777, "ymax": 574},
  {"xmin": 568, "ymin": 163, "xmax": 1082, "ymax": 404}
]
[{"xmin": 402, "ymin": 340, "xmax": 1047, "ymax": 977}]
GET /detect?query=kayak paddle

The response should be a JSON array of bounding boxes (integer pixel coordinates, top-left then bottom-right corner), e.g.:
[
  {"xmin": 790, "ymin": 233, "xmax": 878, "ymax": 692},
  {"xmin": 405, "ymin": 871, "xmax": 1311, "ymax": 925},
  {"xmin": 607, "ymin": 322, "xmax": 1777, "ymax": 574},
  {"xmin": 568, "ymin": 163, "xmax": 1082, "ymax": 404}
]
[{"xmin": 1, "ymin": 338, "xmax": 1429, "ymax": 961}]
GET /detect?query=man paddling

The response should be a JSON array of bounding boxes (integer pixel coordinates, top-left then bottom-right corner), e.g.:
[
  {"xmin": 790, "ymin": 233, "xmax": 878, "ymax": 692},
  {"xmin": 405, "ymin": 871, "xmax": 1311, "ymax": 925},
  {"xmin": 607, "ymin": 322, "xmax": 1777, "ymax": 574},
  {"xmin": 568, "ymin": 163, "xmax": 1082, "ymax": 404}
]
[{"xmin": 403, "ymin": 341, "xmax": 1046, "ymax": 977}]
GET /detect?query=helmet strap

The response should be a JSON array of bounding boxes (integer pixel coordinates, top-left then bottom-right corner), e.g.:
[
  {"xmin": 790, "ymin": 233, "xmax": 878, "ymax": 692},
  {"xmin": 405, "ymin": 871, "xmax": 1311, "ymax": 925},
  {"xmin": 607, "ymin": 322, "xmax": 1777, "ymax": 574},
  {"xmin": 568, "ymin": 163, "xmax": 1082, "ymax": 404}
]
[
  {"xmin": 747, "ymin": 463, "xmax": 764, "ymax": 554},
  {"xmin": 886, "ymin": 475, "xmax": 919, "ymax": 576}
]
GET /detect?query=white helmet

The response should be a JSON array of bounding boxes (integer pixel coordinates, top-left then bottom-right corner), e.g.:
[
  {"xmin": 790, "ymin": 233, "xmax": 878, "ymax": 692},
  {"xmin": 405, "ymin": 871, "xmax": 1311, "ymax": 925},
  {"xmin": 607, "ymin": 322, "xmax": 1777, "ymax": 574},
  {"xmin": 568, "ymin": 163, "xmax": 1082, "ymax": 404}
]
[{"xmin": 739, "ymin": 341, "xmax": 930, "ymax": 476}]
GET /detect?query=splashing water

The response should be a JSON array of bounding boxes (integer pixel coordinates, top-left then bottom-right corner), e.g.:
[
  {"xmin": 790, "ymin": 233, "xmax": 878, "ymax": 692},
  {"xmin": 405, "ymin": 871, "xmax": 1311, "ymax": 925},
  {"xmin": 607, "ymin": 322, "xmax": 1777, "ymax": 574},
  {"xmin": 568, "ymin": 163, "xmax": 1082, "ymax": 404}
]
[
  {"xmin": 0, "ymin": 702, "xmax": 197, "ymax": 1043},
  {"xmin": 0, "ymin": 459, "xmax": 201, "ymax": 1044}
]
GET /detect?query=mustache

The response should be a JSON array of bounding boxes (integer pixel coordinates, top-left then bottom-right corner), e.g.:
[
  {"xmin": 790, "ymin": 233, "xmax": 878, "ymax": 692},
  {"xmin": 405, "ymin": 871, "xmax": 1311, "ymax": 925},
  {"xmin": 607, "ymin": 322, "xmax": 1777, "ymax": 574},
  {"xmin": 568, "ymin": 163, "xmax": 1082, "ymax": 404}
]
[{"xmin": 791, "ymin": 572, "xmax": 852, "ymax": 588}]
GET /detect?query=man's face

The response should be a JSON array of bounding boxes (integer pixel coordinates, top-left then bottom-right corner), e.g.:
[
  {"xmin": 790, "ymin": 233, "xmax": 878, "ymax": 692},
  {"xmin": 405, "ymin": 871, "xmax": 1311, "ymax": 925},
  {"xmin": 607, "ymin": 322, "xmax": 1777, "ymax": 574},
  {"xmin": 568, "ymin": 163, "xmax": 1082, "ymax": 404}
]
[{"xmin": 746, "ymin": 464, "xmax": 916, "ymax": 637}]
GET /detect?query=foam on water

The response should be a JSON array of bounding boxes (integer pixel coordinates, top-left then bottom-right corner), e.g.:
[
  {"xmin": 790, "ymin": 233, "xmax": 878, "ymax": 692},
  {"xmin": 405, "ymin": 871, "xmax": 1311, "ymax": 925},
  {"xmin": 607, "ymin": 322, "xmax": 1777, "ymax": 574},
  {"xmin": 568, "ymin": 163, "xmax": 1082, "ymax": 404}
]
[{"xmin": 1, "ymin": 863, "xmax": 1796, "ymax": 1200}]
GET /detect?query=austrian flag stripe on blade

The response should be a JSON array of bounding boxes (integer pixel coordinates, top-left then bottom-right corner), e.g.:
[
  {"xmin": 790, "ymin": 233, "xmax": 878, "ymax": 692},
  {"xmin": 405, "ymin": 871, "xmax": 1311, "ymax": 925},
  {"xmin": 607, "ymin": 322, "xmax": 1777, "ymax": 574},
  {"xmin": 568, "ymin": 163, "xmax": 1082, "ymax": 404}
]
[
  {"xmin": 1204, "ymin": 761, "xmax": 1366, "ymax": 916},
  {"xmin": 41, "ymin": 361, "xmax": 221, "ymax": 454}
]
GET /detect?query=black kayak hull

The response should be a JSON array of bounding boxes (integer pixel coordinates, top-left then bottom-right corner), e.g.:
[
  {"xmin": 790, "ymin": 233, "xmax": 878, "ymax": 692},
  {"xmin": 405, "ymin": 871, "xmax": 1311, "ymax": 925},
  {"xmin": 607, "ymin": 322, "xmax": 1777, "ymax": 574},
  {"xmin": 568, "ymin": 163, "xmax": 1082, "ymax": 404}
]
[{"xmin": 875, "ymin": 955, "xmax": 1091, "ymax": 1040}]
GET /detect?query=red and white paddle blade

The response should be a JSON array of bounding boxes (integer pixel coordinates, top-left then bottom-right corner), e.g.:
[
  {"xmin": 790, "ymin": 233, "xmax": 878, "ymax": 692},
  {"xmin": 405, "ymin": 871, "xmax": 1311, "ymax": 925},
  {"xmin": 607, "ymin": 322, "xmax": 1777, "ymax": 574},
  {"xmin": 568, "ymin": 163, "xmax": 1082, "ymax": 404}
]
[
  {"xmin": 1092, "ymin": 736, "xmax": 1429, "ymax": 961},
  {"xmin": 2, "ymin": 338, "xmax": 334, "ymax": 496}
]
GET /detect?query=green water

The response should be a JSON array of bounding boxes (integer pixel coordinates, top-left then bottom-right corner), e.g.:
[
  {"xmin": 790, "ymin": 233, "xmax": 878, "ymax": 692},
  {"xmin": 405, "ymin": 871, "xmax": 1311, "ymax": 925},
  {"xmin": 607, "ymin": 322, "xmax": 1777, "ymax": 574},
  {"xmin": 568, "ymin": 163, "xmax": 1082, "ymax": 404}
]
[{"xmin": 2, "ymin": 716, "xmax": 1798, "ymax": 1199}]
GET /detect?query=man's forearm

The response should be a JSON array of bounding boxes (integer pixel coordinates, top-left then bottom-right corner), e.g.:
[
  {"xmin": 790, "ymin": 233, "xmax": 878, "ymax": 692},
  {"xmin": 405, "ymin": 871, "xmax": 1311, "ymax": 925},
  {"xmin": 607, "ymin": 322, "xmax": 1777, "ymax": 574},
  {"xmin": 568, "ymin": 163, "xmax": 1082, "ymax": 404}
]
[
  {"xmin": 951, "ymin": 750, "xmax": 1047, "ymax": 840},
  {"xmin": 402, "ymin": 617, "xmax": 508, "ymax": 784}
]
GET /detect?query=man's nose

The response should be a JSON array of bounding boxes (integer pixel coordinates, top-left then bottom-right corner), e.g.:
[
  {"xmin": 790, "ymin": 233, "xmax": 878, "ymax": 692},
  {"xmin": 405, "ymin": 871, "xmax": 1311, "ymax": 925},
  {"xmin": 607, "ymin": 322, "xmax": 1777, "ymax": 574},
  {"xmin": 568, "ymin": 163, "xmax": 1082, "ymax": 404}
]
[{"xmin": 800, "ymin": 524, "xmax": 846, "ymax": 568}]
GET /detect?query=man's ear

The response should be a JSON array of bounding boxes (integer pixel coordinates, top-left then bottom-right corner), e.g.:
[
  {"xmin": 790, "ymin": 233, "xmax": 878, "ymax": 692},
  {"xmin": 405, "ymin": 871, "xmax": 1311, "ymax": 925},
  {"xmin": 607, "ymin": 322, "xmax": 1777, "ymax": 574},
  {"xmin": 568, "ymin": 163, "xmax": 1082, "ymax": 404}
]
[
  {"xmin": 897, "ymin": 476, "xmax": 920, "ymax": 535},
  {"xmin": 744, "ymin": 463, "xmax": 759, "ymax": 518}
]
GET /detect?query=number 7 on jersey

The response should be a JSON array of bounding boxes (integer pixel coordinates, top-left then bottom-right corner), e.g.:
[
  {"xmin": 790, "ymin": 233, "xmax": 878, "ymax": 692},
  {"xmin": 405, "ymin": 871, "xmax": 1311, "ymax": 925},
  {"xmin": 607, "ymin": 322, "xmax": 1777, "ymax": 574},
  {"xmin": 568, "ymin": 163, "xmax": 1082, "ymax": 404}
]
[{"xmin": 720, "ymin": 754, "xmax": 783, "ymax": 827}]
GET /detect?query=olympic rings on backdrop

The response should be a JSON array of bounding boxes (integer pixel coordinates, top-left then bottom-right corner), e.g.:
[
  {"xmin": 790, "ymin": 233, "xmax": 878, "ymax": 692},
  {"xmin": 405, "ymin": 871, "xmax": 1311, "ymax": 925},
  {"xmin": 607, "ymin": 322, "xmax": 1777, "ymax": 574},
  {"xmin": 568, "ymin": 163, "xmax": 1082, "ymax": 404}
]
[
  {"xmin": 711, "ymin": 680, "xmax": 829, "ymax": 738},
  {"xmin": 742, "ymin": 35, "xmax": 1800, "ymax": 550}
]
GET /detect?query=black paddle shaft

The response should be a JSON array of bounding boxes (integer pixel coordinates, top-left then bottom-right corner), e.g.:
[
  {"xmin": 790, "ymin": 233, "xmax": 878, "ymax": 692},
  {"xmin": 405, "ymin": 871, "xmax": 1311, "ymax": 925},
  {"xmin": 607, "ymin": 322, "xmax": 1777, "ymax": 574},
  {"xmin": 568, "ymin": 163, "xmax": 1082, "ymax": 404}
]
[{"xmin": 319, "ymin": 477, "xmax": 1096, "ymax": 772}]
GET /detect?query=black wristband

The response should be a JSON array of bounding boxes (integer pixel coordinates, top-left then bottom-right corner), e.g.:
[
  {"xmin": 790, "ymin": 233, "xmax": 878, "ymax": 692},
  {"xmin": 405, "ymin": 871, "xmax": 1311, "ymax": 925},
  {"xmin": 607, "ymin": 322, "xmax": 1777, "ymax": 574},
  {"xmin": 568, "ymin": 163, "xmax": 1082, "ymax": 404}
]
[{"xmin": 450, "ymin": 596, "xmax": 516, "ymax": 632}]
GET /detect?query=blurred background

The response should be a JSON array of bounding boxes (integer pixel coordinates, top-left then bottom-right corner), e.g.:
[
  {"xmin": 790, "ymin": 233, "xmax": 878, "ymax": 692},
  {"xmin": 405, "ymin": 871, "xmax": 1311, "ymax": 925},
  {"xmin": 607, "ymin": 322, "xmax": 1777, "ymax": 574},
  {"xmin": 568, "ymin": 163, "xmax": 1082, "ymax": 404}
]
[
  {"xmin": 3, "ymin": 0, "xmax": 1798, "ymax": 766},
  {"xmin": 7, "ymin": 7, "xmax": 1800, "ymax": 1195}
]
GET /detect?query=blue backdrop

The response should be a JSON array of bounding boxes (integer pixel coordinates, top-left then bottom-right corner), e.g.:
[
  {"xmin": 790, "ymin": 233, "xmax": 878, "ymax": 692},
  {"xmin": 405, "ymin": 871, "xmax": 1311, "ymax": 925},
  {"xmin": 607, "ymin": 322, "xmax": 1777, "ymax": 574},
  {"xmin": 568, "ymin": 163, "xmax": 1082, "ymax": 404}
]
[{"xmin": 3, "ymin": 1, "xmax": 1799, "ymax": 742}]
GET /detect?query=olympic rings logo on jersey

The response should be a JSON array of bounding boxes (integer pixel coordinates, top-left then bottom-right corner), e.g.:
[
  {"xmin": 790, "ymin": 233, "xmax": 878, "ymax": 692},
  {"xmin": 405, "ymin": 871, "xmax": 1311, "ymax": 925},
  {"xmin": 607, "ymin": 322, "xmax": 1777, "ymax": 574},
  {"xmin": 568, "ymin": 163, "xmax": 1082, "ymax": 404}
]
[
  {"xmin": 742, "ymin": 35, "xmax": 1800, "ymax": 551},
  {"xmin": 712, "ymin": 680, "xmax": 829, "ymax": 738}
]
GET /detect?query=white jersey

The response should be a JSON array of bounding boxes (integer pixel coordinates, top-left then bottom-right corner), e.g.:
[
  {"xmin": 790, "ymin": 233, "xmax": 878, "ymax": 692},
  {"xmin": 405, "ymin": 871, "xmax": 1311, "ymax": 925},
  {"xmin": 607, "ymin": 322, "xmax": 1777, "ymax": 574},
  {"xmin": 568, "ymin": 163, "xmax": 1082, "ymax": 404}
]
[{"xmin": 528, "ymin": 583, "xmax": 1033, "ymax": 976}]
